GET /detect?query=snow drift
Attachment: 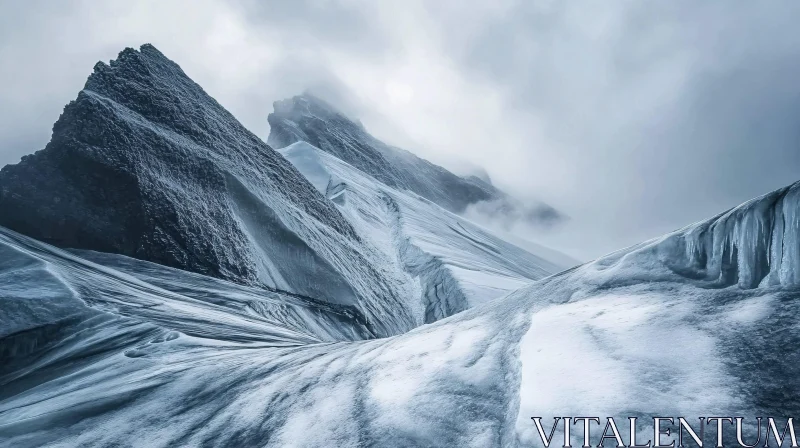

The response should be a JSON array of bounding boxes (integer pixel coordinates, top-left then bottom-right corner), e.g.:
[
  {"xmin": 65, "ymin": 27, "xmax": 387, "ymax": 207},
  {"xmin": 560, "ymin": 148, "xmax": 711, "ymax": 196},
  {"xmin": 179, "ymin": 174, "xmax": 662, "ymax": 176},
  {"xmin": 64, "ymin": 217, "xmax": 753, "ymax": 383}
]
[
  {"xmin": 1, "ymin": 44, "xmax": 798, "ymax": 448},
  {"xmin": 2, "ymin": 178, "xmax": 799, "ymax": 446}
]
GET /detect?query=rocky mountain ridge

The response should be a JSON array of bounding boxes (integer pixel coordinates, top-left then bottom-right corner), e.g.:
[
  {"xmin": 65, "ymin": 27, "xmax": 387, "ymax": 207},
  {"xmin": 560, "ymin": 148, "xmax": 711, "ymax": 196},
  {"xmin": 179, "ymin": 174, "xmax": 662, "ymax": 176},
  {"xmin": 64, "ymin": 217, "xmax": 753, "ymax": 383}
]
[{"xmin": 267, "ymin": 93, "xmax": 565, "ymax": 228}]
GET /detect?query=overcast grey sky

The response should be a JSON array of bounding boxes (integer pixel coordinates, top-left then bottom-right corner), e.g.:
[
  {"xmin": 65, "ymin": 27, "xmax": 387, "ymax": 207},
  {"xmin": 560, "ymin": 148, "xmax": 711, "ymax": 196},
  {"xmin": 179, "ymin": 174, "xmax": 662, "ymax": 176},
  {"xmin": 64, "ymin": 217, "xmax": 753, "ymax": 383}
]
[{"xmin": 1, "ymin": 0, "xmax": 799, "ymax": 260}]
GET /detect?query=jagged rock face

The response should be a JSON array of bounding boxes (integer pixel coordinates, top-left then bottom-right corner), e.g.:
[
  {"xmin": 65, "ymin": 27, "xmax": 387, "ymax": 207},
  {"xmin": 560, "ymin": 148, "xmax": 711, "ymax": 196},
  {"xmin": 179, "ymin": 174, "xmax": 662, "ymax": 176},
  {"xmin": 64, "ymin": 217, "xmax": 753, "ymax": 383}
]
[
  {"xmin": 268, "ymin": 94, "xmax": 563, "ymax": 227},
  {"xmin": 0, "ymin": 45, "xmax": 417, "ymax": 336}
]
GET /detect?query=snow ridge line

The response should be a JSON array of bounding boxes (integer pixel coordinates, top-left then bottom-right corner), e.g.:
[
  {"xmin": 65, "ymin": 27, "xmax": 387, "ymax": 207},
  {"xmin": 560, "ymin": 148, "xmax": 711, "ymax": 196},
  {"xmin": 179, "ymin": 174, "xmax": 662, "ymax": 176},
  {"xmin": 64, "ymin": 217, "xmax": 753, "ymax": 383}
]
[
  {"xmin": 380, "ymin": 192, "xmax": 470, "ymax": 323},
  {"xmin": 641, "ymin": 180, "xmax": 800, "ymax": 289}
]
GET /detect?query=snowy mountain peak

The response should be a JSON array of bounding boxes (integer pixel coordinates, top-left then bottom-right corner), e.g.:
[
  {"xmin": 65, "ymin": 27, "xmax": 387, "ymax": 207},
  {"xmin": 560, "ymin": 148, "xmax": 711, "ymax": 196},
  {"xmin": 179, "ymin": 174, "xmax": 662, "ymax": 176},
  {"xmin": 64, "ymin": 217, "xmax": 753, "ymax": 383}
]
[
  {"xmin": 0, "ymin": 44, "xmax": 422, "ymax": 337},
  {"xmin": 268, "ymin": 93, "xmax": 567, "ymax": 231},
  {"xmin": 271, "ymin": 92, "xmax": 352, "ymax": 124},
  {"xmin": 1, "ymin": 43, "xmax": 799, "ymax": 448},
  {"xmin": 279, "ymin": 140, "xmax": 569, "ymax": 322}
]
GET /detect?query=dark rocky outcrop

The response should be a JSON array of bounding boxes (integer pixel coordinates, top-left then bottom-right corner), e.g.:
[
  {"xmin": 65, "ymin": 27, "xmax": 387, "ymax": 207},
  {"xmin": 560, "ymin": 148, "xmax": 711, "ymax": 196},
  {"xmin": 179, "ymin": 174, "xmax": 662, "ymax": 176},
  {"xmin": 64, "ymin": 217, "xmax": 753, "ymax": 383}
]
[{"xmin": 0, "ymin": 45, "xmax": 416, "ymax": 335}]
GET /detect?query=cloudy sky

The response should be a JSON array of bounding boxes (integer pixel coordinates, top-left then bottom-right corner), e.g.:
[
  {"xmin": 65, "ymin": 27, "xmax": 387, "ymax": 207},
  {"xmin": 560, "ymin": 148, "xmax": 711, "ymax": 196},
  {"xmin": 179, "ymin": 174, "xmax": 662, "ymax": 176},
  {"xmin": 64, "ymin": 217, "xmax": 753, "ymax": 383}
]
[{"xmin": 2, "ymin": 0, "xmax": 799, "ymax": 260}]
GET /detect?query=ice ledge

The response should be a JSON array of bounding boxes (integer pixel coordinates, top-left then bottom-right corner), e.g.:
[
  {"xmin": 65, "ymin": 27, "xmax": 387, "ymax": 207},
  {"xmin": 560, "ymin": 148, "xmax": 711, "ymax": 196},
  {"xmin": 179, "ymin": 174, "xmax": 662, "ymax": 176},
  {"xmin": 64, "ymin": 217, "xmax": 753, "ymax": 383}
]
[{"xmin": 656, "ymin": 181, "xmax": 800, "ymax": 289}]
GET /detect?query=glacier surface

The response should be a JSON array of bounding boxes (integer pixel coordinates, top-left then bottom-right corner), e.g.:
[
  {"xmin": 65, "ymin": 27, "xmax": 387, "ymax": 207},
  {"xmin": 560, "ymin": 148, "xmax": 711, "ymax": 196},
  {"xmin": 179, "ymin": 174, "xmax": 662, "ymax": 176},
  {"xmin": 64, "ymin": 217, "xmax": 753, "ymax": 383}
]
[
  {"xmin": 280, "ymin": 141, "xmax": 566, "ymax": 320},
  {"xmin": 3, "ymin": 181, "xmax": 799, "ymax": 447},
  {"xmin": 1, "ymin": 44, "xmax": 798, "ymax": 448}
]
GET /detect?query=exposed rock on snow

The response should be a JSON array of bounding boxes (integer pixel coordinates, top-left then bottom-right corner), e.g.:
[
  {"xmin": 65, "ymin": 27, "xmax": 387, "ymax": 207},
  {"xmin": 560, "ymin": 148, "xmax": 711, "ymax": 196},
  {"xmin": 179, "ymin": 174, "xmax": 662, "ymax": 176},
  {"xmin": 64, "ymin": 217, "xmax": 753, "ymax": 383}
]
[
  {"xmin": 3, "ymin": 173, "xmax": 799, "ymax": 446},
  {"xmin": 1, "ymin": 44, "xmax": 799, "ymax": 448},
  {"xmin": 1, "ymin": 45, "xmax": 349, "ymax": 284},
  {"xmin": 0, "ymin": 45, "xmax": 420, "ymax": 337}
]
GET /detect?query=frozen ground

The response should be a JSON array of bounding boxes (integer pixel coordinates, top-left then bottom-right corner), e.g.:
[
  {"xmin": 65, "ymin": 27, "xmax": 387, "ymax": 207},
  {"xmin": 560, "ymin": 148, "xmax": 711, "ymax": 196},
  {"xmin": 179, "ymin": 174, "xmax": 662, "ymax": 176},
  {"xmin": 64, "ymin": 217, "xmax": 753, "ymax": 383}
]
[
  {"xmin": 280, "ymin": 141, "xmax": 567, "ymax": 320},
  {"xmin": 2, "ymin": 181, "xmax": 799, "ymax": 447},
  {"xmin": 1, "ymin": 44, "xmax": 798, "ymax": 447}
]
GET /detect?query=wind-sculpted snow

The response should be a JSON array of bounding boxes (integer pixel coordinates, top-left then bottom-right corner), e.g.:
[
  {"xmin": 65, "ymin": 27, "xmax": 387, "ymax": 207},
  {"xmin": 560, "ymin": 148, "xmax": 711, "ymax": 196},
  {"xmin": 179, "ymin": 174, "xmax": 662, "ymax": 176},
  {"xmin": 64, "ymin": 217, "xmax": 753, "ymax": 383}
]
[
  {"xmin": 0, "ymin": 225, "xmax": 528, "ymax": 447},
  {"xmin": 540, "ymin": 180, "xmax": 800, "ymax": 294},
  {"xmin": 268, "ymin": 93, "xmax": 564, "ymax": 228},
  {"xmin": 511, "ymin": 278, "xmax": 800, "ymax": 446},
  {"xmin": 2, "ymin": 45, "xmax": 800, "ymax": 448},
  {"xmin": 280, "ymin": 142, "xmax": 566, "ymax": 321},
  {"xmin": 0, "ymin": 226, "xmax": 371, "ymax": 346},
  {"xmin": 2, "ymin": 175, "xmax": 800, "ymax": 446},
  {"xmin": 0, "ymin": 45, "xmax": 419, "ymax": 337},
  {"xmin": 509, "ymin": 180, "xmax": 800, "ymax": 445}
]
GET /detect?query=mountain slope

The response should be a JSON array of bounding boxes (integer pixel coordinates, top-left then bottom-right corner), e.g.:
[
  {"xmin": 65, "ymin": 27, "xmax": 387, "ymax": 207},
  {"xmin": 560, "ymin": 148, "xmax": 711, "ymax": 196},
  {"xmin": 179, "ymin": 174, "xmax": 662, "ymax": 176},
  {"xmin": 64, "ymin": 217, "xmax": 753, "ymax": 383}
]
[
  {"xmin": 0, "ymin": 45, "xmax": 420, "ymax": 337},
  {"xmin": 1, "ymin": 45, "xmax": 350, "ymax": 283},
  {"xmin": 280, "ymin": 141, "xmax": 568, "ymax": 322},
  {"xmin": 0, "ymin": 226, "xmax": 371, "ymax": 347},
  {"xmin": 511, "ymin": 180, "xmax": 800, "ymax": 444},
  {"xmin": 1, "ymin": 43, "xmax": 798, "ymax": 448},
  {"xmin": 267, "ymin": 93, "xmax": 564, "ymax": 227},
  {"xmin": 2, "ymin": 180, "xmax": 799, "ymax": 447}
]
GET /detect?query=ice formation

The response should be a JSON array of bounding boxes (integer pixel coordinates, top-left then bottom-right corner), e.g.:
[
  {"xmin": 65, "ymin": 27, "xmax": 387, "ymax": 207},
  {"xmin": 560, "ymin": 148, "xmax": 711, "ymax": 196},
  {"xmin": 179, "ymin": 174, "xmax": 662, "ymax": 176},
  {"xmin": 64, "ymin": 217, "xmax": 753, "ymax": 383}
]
[{"xmin": 1, "ymin": 44, "xmax": 798, "ymax": 447}]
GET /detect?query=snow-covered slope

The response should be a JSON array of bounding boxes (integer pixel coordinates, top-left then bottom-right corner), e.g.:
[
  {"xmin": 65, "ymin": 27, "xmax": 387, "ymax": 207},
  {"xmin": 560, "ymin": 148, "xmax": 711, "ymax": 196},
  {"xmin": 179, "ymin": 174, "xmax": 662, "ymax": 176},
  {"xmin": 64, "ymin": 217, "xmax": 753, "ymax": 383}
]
[
  {"xmin": 2, "ymin": 43, "xmax": 799, "ymax": 448},
  {"xmin": 3, "ymin": 181, "xmax": 798, "ymax": 447},
  {"xmin": 511, "ymin": 180, "xmax": 800, "ymax": 445},
  {"xmin": 0, "ymin": 45, "xmax": 420, "ymax": 337},
  {"xmin": 268, "ymin": 93, "xmax": 564, "ymax": 228},
  {"xmin": 280, "ymin": 141, "xmax": 568, "ymax": 321},
  {"xmin": 0, "ymin": 226, "xmax": 371, "ymax": 346},
  {"xmin": 0, "ymin": 223, "xmax": 529, "ymax": 447},
  {"xmin": 3, "ymin": 180, "xmax": 799, "ymax": 447}
]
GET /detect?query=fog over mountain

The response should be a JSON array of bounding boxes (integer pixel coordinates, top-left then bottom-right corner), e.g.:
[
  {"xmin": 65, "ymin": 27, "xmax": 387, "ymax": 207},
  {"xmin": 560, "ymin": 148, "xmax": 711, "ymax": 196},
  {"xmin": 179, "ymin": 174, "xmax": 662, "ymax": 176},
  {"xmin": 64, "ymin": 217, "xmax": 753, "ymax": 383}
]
[
  {"xmin": 268, "ymin": 93, "xmax": 566, "ymax": 234},
  {"xmin": 2, "ymin": 2, "xmax": 800, "ymax": 445},
  {"xmin": 0, "ymin": 41, "xmax": 798, "ymax": 447},
  {"xmin": 3, "ymin": 1, "xmax": 800, "ymax": 259}
]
